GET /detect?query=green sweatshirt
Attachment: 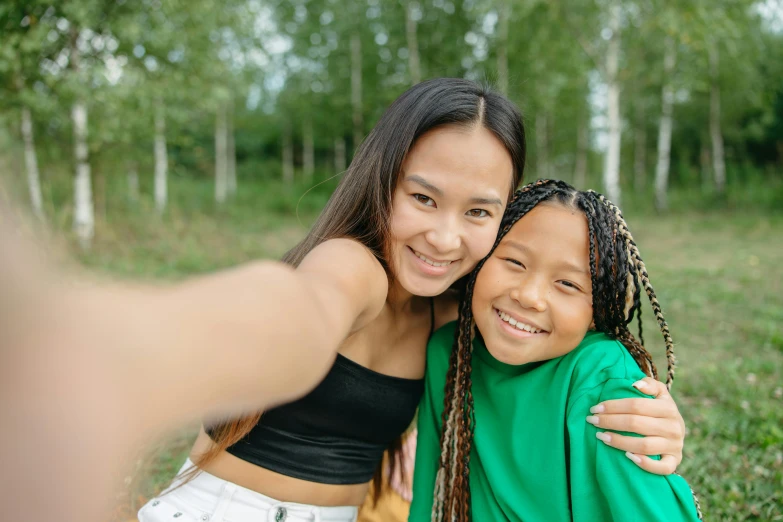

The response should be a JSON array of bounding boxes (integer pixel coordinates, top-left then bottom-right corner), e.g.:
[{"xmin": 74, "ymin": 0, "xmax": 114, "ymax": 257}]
[{"xmin": 409, "ymin": 322, "xmax": 700, "ymax": 522}]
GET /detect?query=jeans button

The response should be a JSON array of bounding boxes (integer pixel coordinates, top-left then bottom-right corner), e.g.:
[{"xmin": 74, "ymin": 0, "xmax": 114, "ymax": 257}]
[{"xmin": 275, "ymin": 506, "xmax": 287, "ymax": 521}]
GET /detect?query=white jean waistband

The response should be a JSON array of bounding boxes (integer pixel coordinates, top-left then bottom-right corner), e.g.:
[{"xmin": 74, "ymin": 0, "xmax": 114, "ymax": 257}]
[{"xmin": 150, "ymin": 459, "xmax": 358, "ymax": 522}]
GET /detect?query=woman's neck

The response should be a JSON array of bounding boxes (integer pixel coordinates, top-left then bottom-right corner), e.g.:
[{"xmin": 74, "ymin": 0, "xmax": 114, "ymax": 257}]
[{"xmin": 386, "ymin": 279, "xmax": 423, "ymax": 316}]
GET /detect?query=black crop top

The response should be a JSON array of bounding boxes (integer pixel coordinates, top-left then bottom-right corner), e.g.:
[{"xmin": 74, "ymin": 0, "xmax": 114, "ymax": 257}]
[{"xmin": 207, "ymin": 299, "xmax": 434, "ymax": 485}]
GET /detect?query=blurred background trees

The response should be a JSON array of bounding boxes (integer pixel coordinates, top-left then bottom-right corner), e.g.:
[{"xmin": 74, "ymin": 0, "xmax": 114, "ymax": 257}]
[{"xmin": 2, "ymin": 0, "xmax": 781, "ymax": 249}]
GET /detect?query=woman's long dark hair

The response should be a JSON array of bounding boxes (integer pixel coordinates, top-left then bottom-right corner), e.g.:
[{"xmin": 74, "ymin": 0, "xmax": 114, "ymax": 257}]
[
  {"xmin": 200, "ymin": 78, "xmax": 527, "ymax": 503},
  {"xmin": 432, "ymin": 179, "xmax": 699, "ymax": 521}
]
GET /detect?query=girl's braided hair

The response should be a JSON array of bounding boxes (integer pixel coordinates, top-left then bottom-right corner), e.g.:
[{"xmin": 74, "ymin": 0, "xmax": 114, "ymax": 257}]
[{"xmin": 431, "ymin": 179, "xmax": 693, "ymax": 521}]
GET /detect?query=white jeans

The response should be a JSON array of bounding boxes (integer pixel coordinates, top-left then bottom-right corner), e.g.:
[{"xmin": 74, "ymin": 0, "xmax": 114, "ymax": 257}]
[{"xmin": 138, "ymin": 460, "xmax": 358, "ymax": 522}]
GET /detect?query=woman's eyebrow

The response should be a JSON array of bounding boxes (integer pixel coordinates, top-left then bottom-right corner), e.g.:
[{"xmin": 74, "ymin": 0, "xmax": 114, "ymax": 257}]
[
  {"xmin": 405, "ymin": 174, "xmax": 503, "ymax": 207},
  {"xmin": 470, "ymin": 196, "xmax": 503, "ymax": 207},
  {"xmin": 405, "ymin": 174, "xmax": 443, "ymax": 196}
]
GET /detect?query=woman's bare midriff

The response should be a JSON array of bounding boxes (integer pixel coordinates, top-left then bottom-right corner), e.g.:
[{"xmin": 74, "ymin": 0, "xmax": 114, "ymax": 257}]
[{"xmin": 190, "ymin": 427, "xmax": 371, "ymax": 507}]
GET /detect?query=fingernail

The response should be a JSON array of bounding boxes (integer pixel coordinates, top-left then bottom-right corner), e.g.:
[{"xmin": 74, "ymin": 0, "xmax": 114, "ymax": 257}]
[
  {"xmin": 590, "ymin": 404, "xmax": 605, "ymax": 414},
  {"xmin": 586, "ymin": 415, "xmax": 600, "ymax": 426},
  {"xmin": 595, "ymin": 432, "xmax": 612, "ymax": 443},
  {"xmin": 633, "ymin": 380, "xmax": 648, "ymax": 390},
  {"xmin": 625, "ymin": 451, "xmax": 642, "ymax": 464}
]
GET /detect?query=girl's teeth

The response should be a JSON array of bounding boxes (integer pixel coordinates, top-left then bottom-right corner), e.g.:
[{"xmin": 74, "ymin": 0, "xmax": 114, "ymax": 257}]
[{"xmin": 496, "ymin": 309, "xmax": 541, "ymax": 334}]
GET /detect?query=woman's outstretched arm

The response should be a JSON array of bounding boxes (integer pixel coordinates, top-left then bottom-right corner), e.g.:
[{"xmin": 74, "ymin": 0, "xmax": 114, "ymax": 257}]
[{"xmin": 1, "ymin": 222, "xmax": 387, "ymax": 522}]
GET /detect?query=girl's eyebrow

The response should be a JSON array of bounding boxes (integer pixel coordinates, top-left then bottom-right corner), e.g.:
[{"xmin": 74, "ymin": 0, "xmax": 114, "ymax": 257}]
[
  {"xmin": 502, "ymin": 240, "xmax": 589, "ymax": 276},
  {"xmin": 404, "ymin": 174, "xmax": 503, "ymax": 207}
]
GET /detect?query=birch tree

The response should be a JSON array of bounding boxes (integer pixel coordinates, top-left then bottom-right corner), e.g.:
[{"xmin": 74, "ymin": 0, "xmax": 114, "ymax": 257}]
[
  {"xmin": 19, "ymin": 86, "xmax": 44, "ymax": 220},
  {"xmin": 708, "ymin": 39, "xmax": 726, "ymax": 193},
  {"xmin": 654, "ymin": 36, "xmax": 677, "ymax": 211}
]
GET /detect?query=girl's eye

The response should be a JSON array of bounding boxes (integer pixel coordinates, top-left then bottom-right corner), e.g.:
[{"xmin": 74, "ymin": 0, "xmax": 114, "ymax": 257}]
[
  {"xmin": 413, "ymin": 194, "xmax": 435, "ymax": 207},
  {"xmin": 466, "ymin": 209, "xmax": 490, "ymax": 218},
  {"xmin": 558, "ymin": 280, "xmax": 582, "ymax": 291},
  {"xmin": 504, "ymin": 258, "xmax": 525, "ymax": 268}
]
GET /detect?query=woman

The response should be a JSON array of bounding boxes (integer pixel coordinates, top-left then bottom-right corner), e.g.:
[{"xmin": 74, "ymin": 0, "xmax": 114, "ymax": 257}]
[{"xmin": 139, "ymin": 79, "xmax": 686, "ymax": 522}]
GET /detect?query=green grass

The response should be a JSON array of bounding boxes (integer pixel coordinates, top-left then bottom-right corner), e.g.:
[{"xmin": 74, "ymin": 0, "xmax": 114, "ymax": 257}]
[{"xmin": 17, "ymin": 176, "xmax": 783, "ymax": 521}]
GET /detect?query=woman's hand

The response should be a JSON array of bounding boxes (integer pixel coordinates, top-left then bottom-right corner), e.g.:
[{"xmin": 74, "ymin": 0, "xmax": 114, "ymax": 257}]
[{"xmin": 586, "ymin": 377, "xmax": 685, "ymax": 475}]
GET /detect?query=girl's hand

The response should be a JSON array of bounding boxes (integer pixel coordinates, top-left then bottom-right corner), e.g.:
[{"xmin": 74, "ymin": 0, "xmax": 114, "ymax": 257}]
[{"xmin": 586, "ymin": 377, "xmax": 685, "ymax": 475}]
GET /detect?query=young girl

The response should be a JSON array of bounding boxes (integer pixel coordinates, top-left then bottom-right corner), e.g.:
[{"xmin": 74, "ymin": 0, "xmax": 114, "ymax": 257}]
[
  {"xmin": 139, "ymin": 81, "xmax": 688, "ymax": 522},
  {"xmin": 410, "ymin": 179, "xmax": 702, "ymax": 521}
]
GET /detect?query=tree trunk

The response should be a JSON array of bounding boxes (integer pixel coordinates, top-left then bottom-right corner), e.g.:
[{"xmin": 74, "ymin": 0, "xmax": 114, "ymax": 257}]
[
  {"xmin": 405, "ymin": 1, "xmax": 421, "ymax": 85},
  {"xmin": 351, "ymin": 32, "xmax": 364, "ymax": 150},
  {"xmin": 282, "ymin": 121, "xmax": 294, "ymax": 184},
  {"xmin": 602, "ymin": 1, "xmax": 622, "ymax": 206},
  {"xmin": 633, "ymin": 103, "xmax": 647, "ymax": 192},
  {"xmin": 227, "ymin": 101, "xmax": 237, "ymax": 196},
  {"xmin": 303, "ymin": 117, "xmax": 314, "ymax": 182},
  {"xmin": 497, "ymin": 0, "xmax": 510, "ymax": 95},
  {"xmin": 69, "ymin": 33, "xmax": 94, "ymax": 248},
  {"xmin": 334, "ymin": 136, "xmax": 346, "ymax": 174},
  {"xmin": 127, "ymin": 162, "xmax": 139, "ymax": 203},
  {"xmin": 709, "ymin": 41, "xmax": 726, "ymax": 193},
  {"xmin": 654, "ymin": 37, "xmax": 676, "ymax": 212},
  {"xmin": 574, "ymin": 116, "xmax": 588, "ymax": 188},
  {"xmin": 154, "ymin": 97, "xmax": 168, "ymax": 213},
  {"xmin": 535, "ymin": 112, "xmax": 549, "ymax": 178},
  {"xmin": 72, "ymin": 100, "xmax": 94, "ymax": 249},
  {"xmin": 215, "ymin": 105, "xmax": 228, "ymax": 204},
  {"xmin": 700, "ymin": 137, "xmax": 712, "ymax": 189},
  {"xmin": 20, "ymin": 106, "xmax": 44, "ymax": 220}
]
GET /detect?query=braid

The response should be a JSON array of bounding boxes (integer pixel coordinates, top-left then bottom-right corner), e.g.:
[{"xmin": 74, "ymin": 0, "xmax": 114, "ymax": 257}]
[{"xmin": 594, "ymin": 193, "xmax": 676, "ymax": 389}]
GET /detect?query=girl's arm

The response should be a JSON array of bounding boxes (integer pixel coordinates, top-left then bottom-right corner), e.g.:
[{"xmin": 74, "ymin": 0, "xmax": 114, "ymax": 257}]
[{"xmin": 586, "ymin": 377, "xmax": 686, "ymax": 475}]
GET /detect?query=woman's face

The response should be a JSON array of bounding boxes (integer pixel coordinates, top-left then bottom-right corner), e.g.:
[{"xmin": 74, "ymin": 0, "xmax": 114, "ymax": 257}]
[
  {"xmin": 472, "ymin": 203, "xmax": 594, "ymax": 365},
  {"xmin": 389, "ymin": 125, "xmax": 514, "ymax": 298}
]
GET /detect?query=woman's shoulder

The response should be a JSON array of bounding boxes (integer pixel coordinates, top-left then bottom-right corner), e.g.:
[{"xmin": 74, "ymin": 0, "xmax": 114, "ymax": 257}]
[{"xmin": 299, "ymin": 238, "xmax": 389, "ymax": 330}]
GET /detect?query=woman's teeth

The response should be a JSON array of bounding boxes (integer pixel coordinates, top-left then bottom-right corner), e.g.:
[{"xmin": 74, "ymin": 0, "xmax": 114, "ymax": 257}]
[
  {"xmin": 413, "ymin": 249, "xmax": 452, "ymax": 267},
  {"xmin": 496, "ymin": 309, "xmax": 543, "ymax": 334}
]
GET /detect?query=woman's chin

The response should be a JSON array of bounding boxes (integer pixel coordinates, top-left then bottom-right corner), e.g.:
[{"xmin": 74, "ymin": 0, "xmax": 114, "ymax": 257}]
[{"xmin": 397, "ymin": 273, "xmax": 456, "ymax": 298}]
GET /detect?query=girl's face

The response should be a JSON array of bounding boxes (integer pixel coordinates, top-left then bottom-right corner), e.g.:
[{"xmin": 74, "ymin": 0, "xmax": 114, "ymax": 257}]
[
  {"xmin": 389, "ymin": 125, "xmax": 513, "ymax": 298},
  {"xmin": 472, "ymin": 203, "xmax": 594, "ymax": 365}
]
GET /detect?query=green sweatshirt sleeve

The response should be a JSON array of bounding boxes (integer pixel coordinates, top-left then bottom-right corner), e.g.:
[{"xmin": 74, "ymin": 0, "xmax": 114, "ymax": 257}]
[{"xmin": 567, "ymin": 377, "xmax": 700, "ymax": 522}]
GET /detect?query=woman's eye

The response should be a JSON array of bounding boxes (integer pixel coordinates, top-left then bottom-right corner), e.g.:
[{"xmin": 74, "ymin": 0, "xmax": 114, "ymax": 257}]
[
  {"xmin": 466, "ymin": 209, "xmax": 490, "ymax": 218},
  {"xmin": 413, "ymin": 194, "xmax": 435, "ymax": 207}
]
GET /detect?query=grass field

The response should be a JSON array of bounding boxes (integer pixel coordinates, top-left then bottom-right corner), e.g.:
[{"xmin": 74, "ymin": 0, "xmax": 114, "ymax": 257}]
[{"xmin": 24, "ymin": 176, "xmax": 783, "ymax": 521}]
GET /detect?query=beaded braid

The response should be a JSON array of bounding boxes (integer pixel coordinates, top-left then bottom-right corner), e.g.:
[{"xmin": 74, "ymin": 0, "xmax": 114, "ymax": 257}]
[
  {"xmin": 432, "ymin": 180, "xmax": 687, "ymax": 522},
  {"xmin": 592, "ymin": 192, "xmax": 676, "ymax": 389}
]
